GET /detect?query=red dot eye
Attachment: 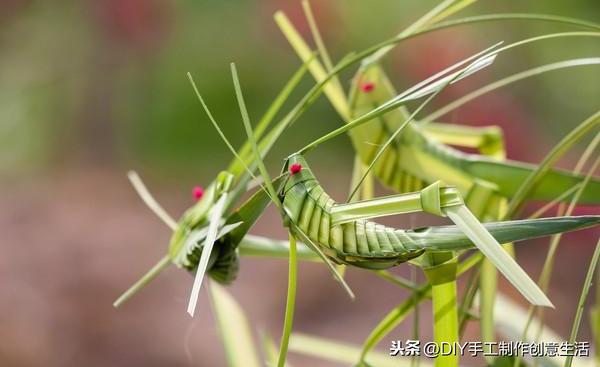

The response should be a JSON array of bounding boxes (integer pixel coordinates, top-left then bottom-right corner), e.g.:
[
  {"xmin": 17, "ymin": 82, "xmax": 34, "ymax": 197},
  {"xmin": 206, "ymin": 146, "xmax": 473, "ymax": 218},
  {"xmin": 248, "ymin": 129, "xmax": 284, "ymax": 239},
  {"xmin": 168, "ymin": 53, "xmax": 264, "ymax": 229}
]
[
  {"xmin": 360, "ymin": 81, "xmax": 375, "ymax": 93},
  {"xmin": 289, "ymin": 163, "xmax": 302, "ymax": 175},
  {"xmin": 192, "ymin": 186, "xmax": 204, "ymax": 201}
]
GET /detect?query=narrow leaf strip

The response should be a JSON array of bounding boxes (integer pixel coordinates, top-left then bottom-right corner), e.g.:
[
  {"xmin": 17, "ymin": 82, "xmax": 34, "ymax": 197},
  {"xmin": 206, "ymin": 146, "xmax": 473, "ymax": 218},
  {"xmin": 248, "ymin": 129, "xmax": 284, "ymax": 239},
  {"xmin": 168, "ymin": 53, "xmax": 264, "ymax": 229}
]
[
  {"xmin": 261, "ymin": 331, "xmax": 294, "ymax": 367},
  {"xmin": 299, "ymin": 46, "xmax": 499, "ymax": 155},
  {"xmin": 187, "ymin": 193, "xmax": 227, "ymax": 316},
  {"xmin": 274, "ymin": 11, "xmax": 350, "ymax": 119},
  {"xmin": 425, "ymin": 58, "xmax": 600, "ymax": 122},
  {"xmin": 528, "ymin": 184, "xmax": 581, "ymax": 219},
  {"xmin": 291, "ymin": 332, "xmax": 432, "ymax": 367},
  {"xmin": 113, "ymin": 256, "xmax": 170, "ymax": 308},
  {"xmin": 238, "ymin": 234, "xmax": 319, "ymax": 261},
  {"xmin": 292, "ymin": 224, "xmax": 355, "ymax": 299},
  {"xmin": 113, "ymin": 171, "xmax": 178, "ymax": 307},
  {"xmin": 445, "ymin": 205, "xmax": 552, "ymax": 307},
  {"xmin": 504, "ymin": 110, "xmax": 600, "ymax": 218},
  {"xmin": 277, "ymin": 232, "xmax": 298, "ymax": 367},
  {"xmin": 128, "ymin": 171, "xmax": 177, "ymax": 230},
  {"xmin": 301, "ymin": 0, "xmax": 344, "ymax": 102},
  {"xmin": 209, "ymin": 282, "xmax": 262, "ymax": 367},
  {"xmin": 492, "ymin": 293, "xmax": 595, "ymax": 367},
  {"xmin": 364, "ymin": 0, "xmax": 464, "ymax": 65},
  {"xmin": 232, "ymin": 58, "xmax": 312, "ymax": 177},
  {"xmin": 359, "ymin": 285, "xmax": 429, "ymax": 362},
  {"xmin": 231, "ymin": 63, "xmax": 280, "ymax": 207}
]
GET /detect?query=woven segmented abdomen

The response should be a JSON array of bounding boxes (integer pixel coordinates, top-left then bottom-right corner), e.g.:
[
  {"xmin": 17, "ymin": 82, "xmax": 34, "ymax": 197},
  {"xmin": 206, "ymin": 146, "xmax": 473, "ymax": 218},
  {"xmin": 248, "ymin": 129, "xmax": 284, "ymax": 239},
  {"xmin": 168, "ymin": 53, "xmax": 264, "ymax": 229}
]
[
  {"xmin": 368, "ymin": 122, "xmax": 474, "ymax": 194},
  {"xmin": 372, "ymin": 143, "xmax": 427, "ymax": 193},
  {"xmin": 283, "ymin": 177, "xmax": 425, "ymax": 269},
  {"xmin": 366, "ymin": 124, "xmax": 504, "ymax": 219}
]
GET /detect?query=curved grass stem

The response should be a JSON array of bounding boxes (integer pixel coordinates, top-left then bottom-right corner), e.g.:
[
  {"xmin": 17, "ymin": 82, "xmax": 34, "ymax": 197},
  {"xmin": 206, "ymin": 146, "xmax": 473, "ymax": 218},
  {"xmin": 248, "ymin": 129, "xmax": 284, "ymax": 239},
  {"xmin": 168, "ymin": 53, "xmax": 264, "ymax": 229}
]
[
  {"xmin": 277, "ymin": 231, "xmax": 298, "ymax": 367},
  {"xmin": 565, "ymin": 237, "xmax": 600, "ymax": 367}
]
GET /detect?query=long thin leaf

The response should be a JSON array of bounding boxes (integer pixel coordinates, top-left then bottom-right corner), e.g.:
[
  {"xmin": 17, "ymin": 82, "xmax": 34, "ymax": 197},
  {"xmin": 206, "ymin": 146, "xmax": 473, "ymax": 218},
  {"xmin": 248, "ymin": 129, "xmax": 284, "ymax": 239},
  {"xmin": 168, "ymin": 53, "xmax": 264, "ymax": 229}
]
[
  {"xmin": 290, "ymin": 332, "xmax": 434, "ymax": 367},
  {"xmin": 276, "ymin": 232, "xmax": 298, "ymax": 367},
  {"xmin": 231, "ymin": 56, "xmax": 314, "ymax": 177},
  {"xmin": 127, "ymin": 171, "xmax": 177, "ymax": 230},
  {"xmin": 187, "ymin": 193, "xmax": 228, "ymax": 316},
  {"xmin": 113, "ymin": 171, "xmax": 179, "ymax": 307},
  {"xmin": 113, "ymin": 255, "xmax": 171, "ymax": 308},
  {"xmin": 424, "ymin": 58, "xmax": 600, "ymax": 122},
  {"xmin": 299, "ymin": 46, "xmax": 499, "ymax": 155},
  {"xmin": 504, "ymin": 110, "xmax": 600, "ymax": 218},
  {"xmin": 209, "ymin": 282, "xmax": 261, "ymax": 367},
  {"xmin": 291, "ymin": 224, "xmax": 355, "ymax": 299},
  {"xmin": 231, "ymin": 63, "xmax": 280, "ymax": 207},
  {"xmin": 274, "ymin": 11, "xmax": 350, "ymax": 120},
  {"xmin": 445, "ymin": 205, "xmax": 552, "ymax": 307},
  {"xmin": 493, "ymin": 293, "xmax": 596, "ymax": 367},
  {"xmin": 565, "ymin": 247, "xmax": 600, "ymax": 367},
  {"xmin": 364, "ymin": 0, "xmax": 473, "ymax": 65}
]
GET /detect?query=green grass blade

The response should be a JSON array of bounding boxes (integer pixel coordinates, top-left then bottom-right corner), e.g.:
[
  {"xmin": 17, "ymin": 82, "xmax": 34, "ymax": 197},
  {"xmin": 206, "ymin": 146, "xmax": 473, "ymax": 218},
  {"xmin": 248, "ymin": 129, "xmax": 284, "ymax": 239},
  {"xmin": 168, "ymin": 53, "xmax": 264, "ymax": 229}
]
[
  {"xmin": 261, "ymin": 331, "xmax": 294, "ymax": 367},
  {"xmin": 516, "ymin": 155, "xmax": 600, "ymax": 367},
  {"xmin": 364, "ymin": 0, "xmax": 475, "ymax": 65},
  {"xmin": 113, "ymin": 171, "xmax": 177, "ymax": 307},
  {"xmin": 267, "ymin": 28, "xmax": 598, "ymax": 164},
  {"xmin": 230, "ymin": 60, "xmax": 312, "ymax": 176},
  {"xmin": 373, "ymin": 15, "xmax": 600, "ymax": 71},
  {"xmin": 274, "ymin": 11, "xmax": 350, "ymax": 120},
  {"xmin": 301, "ymin": 1, "xmax": 334, "ymax": 71},
  {"xmin": 188, "ymin": 73, "xmax": 262, "ymax": 187},
  {"xmin": 127, "ymin": 171, "xmax": 177, "ymax": 230},
  {"xmin": 209, "ymin": 282, "xmax": 262, "ymax": 367},
  {"xmin": 300, "ymin": 47, "xmax": 498, "ymax": 155},
  {"xmin": 231, "ymin": 63, "xmax": 280, "ymax": 208},
  {"xmin": 428, "ymin": 0, "xmax": 479, "ymax": 25},
  {"xmin": 431, "ymin": 276, "xmax": 459, "ymax": 367},
  {"xmin": 425, "ymin": 58, "xmax": 600, "ymax": 122},
  {"xmin": 238, "ymin": 234, "xmax": 319, "ymax": 261},
  {"xmin": 492, "ymin": 293, "xmax": 587, "ymax": 367},
  {"xmin": 358, "ymin": 255, "xmax": 486, "ymax": 361},
  {"xmin": 458, "ymin": 157, "xmax": 600, "ymax": 204},
  {"xmin": 433, "ymin": 13, "xmax": 600, "ymax": 31},
  {"xmin": 187, "ymin": 193, "xmax": 228, "ymax": 316},
  {"xmin": 504, "ymin": 109, "xmax": 600, "ymax": 218},
  {"xmin": 113, "ymin": 255, "xmax": 171, "ymax": 308},
  {"xmin": 408, "ymin": 216, "xmax": 600, "ymax": 251},
  {"xmin": 291, "ymin": 224, "xmax": 355, "ymax": 299},
  {"xmin": 445, "ymin": 205, "xmax": 552, "ymax": 307},
  {"xmin": 291, "ymin": 332, "xmax": 433, "ymax": 367},
  {"xmin": 374, "ymin": 270, "xmax": 422, "ymax": 292},
  {"xmin": 277, "ymin": 231, "xmax": 298, "ymax": 367},
  {"xmin": 225, "ymin": 175, "xmax": 285, "ymax": 246},
  {"xmin": 528, "ymin": 184, "xmax": 581, "ymax": 219},
  {"xmin": 574, "ymin": 129, "xmax": 600, "ymax": 172},
  {"xmin": 359, "ymin": 286, "xmax": 429, "ymax": 362}
]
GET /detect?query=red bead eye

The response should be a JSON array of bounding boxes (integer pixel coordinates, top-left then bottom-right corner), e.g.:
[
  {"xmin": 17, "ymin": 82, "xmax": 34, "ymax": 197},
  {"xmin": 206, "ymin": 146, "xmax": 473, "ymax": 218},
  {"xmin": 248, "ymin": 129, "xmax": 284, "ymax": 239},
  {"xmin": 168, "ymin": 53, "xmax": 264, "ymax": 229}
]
[
  {"xmin": 192, "ymin": 186, "xmax": 204, "ymax": 201},
  {"xmin": 360, "ymin": 81, "xmax": 375, "ymax": 93},
  {"xmin": 289, "ymin": 163, "xmax": 302, "ymax": 175}
]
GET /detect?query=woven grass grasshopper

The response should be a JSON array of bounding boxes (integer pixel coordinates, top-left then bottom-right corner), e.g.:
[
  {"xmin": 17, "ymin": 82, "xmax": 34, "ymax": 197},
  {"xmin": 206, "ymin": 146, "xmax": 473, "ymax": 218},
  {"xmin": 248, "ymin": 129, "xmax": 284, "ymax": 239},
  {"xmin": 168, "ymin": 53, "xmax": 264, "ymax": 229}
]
[{"xmin": 275, "ymin": 4, "xmax": 600, "ymax": 365}]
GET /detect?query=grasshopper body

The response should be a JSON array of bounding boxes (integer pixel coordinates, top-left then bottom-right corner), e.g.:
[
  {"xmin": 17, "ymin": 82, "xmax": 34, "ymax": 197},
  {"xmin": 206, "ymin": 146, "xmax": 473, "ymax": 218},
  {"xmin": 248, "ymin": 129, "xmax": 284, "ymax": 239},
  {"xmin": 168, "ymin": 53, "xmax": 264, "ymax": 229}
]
[
  {"xmin": 349, "ymin": 65, "xmax": 599, "ymax": 207},
  {"xmin": 276, "ymin": 154, "xmax": 600, "ymax": 270}
]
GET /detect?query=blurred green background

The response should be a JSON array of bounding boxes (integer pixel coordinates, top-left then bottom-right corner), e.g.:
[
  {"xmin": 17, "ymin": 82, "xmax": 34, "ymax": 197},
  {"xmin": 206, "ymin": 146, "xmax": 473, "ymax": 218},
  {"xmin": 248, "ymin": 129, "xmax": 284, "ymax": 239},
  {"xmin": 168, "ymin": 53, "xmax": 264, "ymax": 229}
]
[{"xmin": 0, "ymin": 1, "xmax": 598, "ymax": 366}]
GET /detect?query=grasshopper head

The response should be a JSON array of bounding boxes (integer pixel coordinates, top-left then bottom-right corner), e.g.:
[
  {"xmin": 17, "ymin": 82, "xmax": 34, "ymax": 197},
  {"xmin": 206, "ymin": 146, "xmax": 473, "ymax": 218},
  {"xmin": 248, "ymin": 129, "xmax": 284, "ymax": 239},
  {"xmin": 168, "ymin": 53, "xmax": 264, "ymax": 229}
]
[
  {"xmin": 280, "ymin": 153, "xmax": 315, "ymax": 195},
  {"xmin": 168, "ymin": 171, "xmax": 235, "ymax": 267}
]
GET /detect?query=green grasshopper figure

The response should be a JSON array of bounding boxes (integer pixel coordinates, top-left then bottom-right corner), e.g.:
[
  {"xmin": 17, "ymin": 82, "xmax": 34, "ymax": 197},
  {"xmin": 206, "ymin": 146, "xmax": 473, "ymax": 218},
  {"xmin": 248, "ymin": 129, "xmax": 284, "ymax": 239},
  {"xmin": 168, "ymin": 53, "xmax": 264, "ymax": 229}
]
[{"xmin": 275, "ymin": 5, "xmax": 600, "ymax": 366}]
